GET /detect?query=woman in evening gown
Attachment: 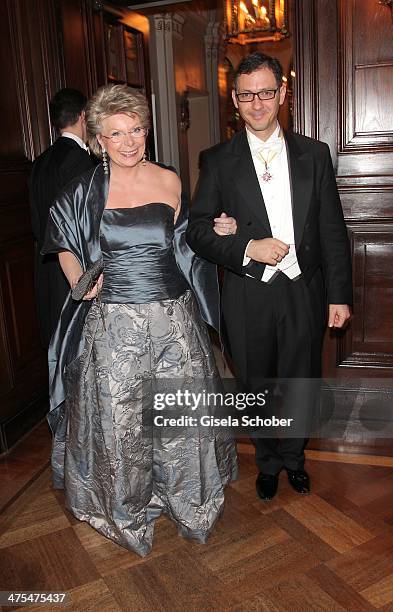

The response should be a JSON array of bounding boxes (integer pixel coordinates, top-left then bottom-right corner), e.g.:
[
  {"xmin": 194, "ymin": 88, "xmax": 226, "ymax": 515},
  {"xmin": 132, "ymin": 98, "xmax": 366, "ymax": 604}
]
[{"xmin": 42, "ymin": 84, "xmax": 238, "ymax": 556}]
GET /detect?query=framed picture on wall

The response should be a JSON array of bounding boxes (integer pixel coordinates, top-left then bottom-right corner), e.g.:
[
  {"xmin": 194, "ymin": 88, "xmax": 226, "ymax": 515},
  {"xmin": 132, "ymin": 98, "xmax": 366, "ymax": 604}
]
[
  {"xmin": 104, "ymin": 22, "xmax": 126, "ymax": 82},
  {"xmin": 123, "ymin": 28, "xmax": 145, "ymax": 88}
]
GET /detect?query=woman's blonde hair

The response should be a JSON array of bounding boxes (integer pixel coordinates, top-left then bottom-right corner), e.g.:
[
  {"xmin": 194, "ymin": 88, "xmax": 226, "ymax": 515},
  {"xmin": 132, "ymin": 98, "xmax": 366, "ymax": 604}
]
[{"xmin": 86, "ymin": 84, "xmax": 150, "ymax": 158}]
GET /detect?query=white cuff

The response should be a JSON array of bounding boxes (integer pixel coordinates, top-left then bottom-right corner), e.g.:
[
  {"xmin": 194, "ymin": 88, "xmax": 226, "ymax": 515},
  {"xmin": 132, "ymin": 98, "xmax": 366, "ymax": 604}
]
[{"xmin": 243, "ymin": 240, "xmax": 253, "ymax": 266}]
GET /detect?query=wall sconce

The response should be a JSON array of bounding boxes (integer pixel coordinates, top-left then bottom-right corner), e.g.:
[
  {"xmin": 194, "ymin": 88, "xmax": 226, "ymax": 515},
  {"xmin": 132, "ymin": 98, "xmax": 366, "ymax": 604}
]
[{"xmin": 226, "ymin": 0, "xmax": 288, "ymax": 45}]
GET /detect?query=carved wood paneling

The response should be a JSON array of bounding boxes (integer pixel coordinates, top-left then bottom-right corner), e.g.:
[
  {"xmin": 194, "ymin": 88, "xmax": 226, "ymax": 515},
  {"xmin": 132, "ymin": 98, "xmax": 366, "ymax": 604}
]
[
  {"xmin": 0, "ymin": 2, "xmax": 30, "ymax": 163},
  {"xmin": 354, "ymin": 65, "xmax": 393, "ymax": 138},
  {"xmin": 59, "ymin": 0, "xmax": 97, "ymax": 95},
  {"xmin": 340, "ymin": 0, "xmax": 393, "ymax": 152},
  {"xmin": 340, "ymin": 187, "xmax": 393, "ymax": 222},
  {"xmin": 1, "ymin": 241, "xmax": 41, "ymax": 367},
  {"xmin": 292, "ymin": 0, "xmax": 317, "ymax": 139},
  {"xmin": 0, "ymin": 299, "xmax": 12, "ymax": 399},
  {"xmin": 25, "ymin": 0, "xmax": 65, "ymax": 154},
  {"xmin": 92, "ymin": 9, "xmax": 107, "ymax": 87},
  {"xmin": 294, "ymin": 0, "xmax": 393, "ymax": 453},
  {"xmin": 339, "ymin": 224, "xmax": 393, "ymax": 369},
  {"xmin": 0, "ymin": 0, "xmax": 64, "ymax": 450}
]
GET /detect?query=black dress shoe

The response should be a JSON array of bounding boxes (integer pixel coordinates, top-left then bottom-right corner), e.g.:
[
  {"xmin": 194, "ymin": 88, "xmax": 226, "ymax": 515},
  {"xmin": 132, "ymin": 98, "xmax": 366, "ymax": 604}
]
[
  {"xmin": 256, "ymin": 473, "xmax": 279, "ymax": 501},
  {"xmin": 286, "ymin": 469, "xmax": 310, "ymax": 494}
]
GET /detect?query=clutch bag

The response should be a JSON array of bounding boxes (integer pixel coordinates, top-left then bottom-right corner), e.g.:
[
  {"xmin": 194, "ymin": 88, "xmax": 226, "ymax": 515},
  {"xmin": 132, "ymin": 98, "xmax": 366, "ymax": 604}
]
[{"xmin": 71, "ymin": 257, "xmax": 104, "ymax": 301}]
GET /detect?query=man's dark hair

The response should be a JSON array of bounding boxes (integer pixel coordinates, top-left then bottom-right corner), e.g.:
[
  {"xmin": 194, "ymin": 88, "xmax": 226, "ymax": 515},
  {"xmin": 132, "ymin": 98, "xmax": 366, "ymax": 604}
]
[
  {"xmin": 49, "ymin": 88, "xmax": 88, "ymax": 131},
  {"xmin": 234, "ymin": 52, "xmax": 283, "ymax": 89}
]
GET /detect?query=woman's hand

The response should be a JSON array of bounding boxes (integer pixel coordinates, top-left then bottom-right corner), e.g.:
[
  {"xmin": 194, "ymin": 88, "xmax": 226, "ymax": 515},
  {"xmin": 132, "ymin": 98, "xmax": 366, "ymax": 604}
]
[
  {"xmin": 83, "ymin": 273, "xmax": 104, "ymax": 301},
  {"xmin": 213, "ymin": 212, "xmax": 237, "ymax": 236}
]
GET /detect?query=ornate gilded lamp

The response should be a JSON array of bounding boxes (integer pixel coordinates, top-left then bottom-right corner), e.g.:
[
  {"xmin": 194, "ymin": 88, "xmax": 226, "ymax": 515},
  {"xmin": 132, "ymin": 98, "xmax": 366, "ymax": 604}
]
[
  {"xmin": 226, "ymin": 0, "xmax": 288, "ymax": 45},
  {"xmin": 379, "ymin": 0, "xmax": 393, "ymax": 21}
]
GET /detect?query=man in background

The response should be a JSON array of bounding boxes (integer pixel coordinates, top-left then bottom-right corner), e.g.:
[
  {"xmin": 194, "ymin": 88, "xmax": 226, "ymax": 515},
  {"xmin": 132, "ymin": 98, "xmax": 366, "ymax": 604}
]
[{"xmin": 30, "ymin": 88, "xmax": 94, "ymax": 348}]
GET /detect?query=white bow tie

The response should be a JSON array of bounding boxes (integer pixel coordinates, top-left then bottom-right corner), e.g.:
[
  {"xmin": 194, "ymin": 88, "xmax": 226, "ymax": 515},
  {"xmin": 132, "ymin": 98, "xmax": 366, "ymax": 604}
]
[
  {"xmin": 255, "ymin": 140, "xmax": 283, "ymax": 171},
  {"xmin": 256, "ymin": 137, "xmax": 284, "ymax": 155}
]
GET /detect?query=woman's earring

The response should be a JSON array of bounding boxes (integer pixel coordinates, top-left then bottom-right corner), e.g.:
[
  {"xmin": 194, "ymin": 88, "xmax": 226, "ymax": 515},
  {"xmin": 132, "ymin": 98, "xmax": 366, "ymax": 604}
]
[
  {"xmin": 102, "ymin": 148, "xmax": 109, "ymax": 175},
  {"xmin": 141, "ymin": 151, "xmax": 147, "ymax": 166}
]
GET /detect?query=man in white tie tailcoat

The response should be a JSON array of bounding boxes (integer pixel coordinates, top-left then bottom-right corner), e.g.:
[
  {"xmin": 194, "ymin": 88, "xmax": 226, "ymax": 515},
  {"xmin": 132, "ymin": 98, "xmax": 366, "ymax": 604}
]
[{"xmin": 187, "ymin": 52, "xmax": 352, "ymax": 501}]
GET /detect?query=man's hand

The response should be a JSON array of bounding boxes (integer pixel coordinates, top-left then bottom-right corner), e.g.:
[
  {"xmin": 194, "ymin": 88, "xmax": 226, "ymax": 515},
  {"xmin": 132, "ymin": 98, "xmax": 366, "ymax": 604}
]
[
  {"xmin": 328, "ymin": 304, "xmax": 351, "ymax": 328},
  {"xmin": 213, "ymin": 212, "xmax": 237, "ymax": 236},
  {"xmin": 246, "ymin": 238, "xmax": 289, "ymax": 266}
]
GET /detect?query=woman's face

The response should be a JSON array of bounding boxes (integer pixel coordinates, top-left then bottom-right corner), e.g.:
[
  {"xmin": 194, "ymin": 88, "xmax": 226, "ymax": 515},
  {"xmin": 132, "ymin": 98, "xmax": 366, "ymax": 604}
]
[{"xmin": 97, "ymin": 112, "xmax": 147, "ymax": 169}]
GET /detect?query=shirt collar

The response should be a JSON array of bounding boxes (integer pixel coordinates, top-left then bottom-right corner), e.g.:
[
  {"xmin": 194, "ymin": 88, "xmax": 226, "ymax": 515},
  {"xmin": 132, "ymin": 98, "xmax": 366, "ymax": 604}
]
[
  {"xmin": 61, "ymin": 131, "xmax": 88, "ymax": 151},
  {"xmin": 246, "ymin": 123, "xmax": 281, "ymax": 154}
]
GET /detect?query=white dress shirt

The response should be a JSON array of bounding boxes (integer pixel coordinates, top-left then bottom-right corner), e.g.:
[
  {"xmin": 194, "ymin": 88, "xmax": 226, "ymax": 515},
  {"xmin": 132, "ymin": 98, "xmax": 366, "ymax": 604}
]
[
  {"xmin": 244, "ymin": 123, "xmax": 301, "ymax": 282},
  {"xmin": 61, "ymin": 131, "xmax": 89, "ymax": 152}
]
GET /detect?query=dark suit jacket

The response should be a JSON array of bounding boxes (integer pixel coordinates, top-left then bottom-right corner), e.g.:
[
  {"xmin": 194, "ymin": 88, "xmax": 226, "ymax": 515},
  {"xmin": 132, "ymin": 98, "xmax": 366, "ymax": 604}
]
[
  {"xmin": 29, "ymin": 136, "xmax": 94, "ymax": 348},
  {"xmin": 186, "ymin": 129, "xmax": 352, "ymax": 365}
]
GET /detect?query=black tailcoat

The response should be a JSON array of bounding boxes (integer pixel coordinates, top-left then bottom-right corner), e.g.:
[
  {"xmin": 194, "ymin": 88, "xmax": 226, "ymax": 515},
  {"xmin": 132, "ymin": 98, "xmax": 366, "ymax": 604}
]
[
  {"xmin": 186, "ymin": 129, "xmax": 352, "ymax": 383},
  {"xmin": 29, "ymin": 136, "xmax": 94, "ymax": 347}
]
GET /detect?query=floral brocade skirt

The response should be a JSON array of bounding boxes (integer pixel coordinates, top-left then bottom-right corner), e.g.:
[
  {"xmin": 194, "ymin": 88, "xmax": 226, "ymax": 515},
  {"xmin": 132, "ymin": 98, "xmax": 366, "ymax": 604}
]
[{"xmin": 61, "ymin": 290, "xmax": 237, "ymax": 556}]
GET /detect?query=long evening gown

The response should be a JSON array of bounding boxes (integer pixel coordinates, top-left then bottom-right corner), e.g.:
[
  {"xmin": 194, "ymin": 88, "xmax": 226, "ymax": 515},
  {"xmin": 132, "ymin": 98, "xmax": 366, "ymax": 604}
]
[{"xmin": 63, "ymin": 203, "xmax": 237, "ymax": 556}]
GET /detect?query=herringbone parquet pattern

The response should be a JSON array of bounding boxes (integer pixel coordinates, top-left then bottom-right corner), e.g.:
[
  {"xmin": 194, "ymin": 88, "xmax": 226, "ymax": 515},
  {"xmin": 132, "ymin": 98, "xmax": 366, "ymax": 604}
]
[{"xmin": 1, "ymin": 447, "xmax": 393, "ymax": 611}]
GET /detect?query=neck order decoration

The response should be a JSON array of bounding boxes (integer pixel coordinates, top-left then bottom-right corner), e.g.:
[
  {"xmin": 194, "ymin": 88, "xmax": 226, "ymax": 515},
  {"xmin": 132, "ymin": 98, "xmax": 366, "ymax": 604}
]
[
  {"xmin": 256, "ymin": 131, "xmax": 284, "ymax": 183},
  {"xmin": 258, "ymin": 148, "xmax": 279, "ymax": 182}
]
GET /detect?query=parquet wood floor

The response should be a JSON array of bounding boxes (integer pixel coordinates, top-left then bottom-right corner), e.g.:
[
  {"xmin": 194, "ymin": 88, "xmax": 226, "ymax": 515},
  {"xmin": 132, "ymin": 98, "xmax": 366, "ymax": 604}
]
[
  {"xmin": 0, "ymin": 421, "xmax": 51, "ymax": 513},
  {"xmin": 1, "ymin": 444, "xmax": 393, "ymax": 611}
]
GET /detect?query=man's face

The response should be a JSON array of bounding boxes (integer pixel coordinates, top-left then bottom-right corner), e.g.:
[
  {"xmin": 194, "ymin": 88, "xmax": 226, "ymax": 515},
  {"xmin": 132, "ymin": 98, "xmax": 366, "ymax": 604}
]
[{"xmin": 232, "ymin": 67, "xmax": 286, "ymax": 140}]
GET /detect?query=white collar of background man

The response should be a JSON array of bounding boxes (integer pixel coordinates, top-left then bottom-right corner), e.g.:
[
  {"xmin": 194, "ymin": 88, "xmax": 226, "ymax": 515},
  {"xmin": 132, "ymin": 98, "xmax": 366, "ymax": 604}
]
[{"xmin": 61, "ymin": 131, "xmax": 89, "ymax": 152}]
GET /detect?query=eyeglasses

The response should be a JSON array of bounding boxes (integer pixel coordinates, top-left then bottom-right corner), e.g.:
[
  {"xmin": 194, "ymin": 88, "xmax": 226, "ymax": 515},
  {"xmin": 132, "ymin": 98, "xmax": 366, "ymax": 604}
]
[
  {"xmin": 101, "ymin": 127, "xmax": 148, "ymax": 143},
  {"xmin": 235, "ymin": 89, "xmax": 279, "ymax": 102}
]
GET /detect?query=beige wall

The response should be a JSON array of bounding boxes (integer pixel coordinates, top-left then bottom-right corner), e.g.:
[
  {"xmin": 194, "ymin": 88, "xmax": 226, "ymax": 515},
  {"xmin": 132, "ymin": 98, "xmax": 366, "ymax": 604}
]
[
  {"xmin": 187, "ymin": 95, "xmax": 211, "ymax": 196},
  {"xmin": 173, "ymin": 15, "xmax": 207, "ymax": 93},
  {"xmin": 172, "ymin": 11, "xmax": 211, "ymax": 198}
]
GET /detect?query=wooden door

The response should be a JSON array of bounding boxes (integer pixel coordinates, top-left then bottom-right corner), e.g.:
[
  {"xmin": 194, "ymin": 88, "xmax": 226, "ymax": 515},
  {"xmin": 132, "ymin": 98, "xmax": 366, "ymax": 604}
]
[{"xmin": 293, "ymin": 0, "xmax": 393, "ymax": 454}]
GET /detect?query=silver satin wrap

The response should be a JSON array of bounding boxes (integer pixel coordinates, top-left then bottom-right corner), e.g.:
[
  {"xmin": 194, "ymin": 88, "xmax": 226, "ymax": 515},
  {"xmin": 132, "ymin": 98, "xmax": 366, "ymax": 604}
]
[
  {"xmin": 42, "ymin": 163, "xmax": 221, "ymax": 422},
  {"xmin": 61, "ymin": 291, "xmax": 237, "ymax": 556}
]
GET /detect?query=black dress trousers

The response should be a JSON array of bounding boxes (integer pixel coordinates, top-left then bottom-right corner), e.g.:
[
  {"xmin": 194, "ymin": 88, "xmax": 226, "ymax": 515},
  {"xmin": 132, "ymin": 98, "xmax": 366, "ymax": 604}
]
[{"xmin": 236, "ymin": 269, "xmax": 326, "ymax": 474}]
